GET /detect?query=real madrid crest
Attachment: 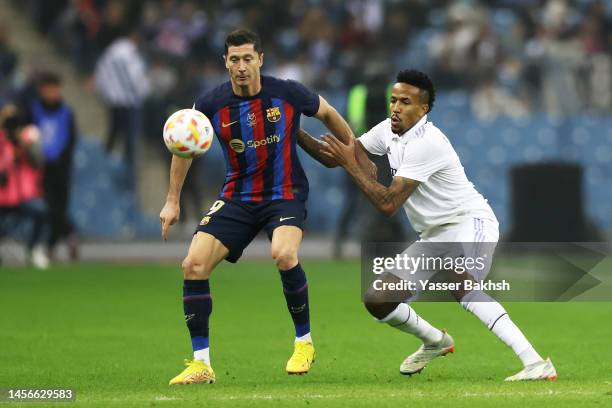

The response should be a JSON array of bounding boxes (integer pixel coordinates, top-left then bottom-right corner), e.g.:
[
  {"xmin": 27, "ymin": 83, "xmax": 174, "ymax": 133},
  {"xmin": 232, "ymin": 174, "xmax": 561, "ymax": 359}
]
[{"xmin": 266, "ymin": 107, "xmax": 281, "ymax": 123}]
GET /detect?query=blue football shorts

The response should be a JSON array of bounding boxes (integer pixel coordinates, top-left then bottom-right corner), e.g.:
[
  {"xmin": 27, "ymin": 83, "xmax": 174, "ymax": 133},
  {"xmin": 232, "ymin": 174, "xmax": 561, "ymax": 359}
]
[{"xmin": 195, "ymin": 198, "xmax": 307, "ymax": 263}]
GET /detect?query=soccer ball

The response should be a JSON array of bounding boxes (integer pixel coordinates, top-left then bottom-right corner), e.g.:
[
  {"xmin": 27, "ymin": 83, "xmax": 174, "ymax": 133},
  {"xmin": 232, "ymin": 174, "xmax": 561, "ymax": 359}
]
[{"xmin": 163, "ymin": 109, "xmax": 214, "ymax": 158}]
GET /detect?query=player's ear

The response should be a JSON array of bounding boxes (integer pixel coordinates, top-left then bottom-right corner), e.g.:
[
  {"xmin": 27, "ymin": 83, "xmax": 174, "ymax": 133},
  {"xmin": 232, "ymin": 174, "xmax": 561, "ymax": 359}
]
[
  {"xmin": 258, "ymin": 52, "xmax": 264, "ymax": 67},
  {"xmin": 223, "ymin": 55, "xmax": 229, "ymax": 70}
]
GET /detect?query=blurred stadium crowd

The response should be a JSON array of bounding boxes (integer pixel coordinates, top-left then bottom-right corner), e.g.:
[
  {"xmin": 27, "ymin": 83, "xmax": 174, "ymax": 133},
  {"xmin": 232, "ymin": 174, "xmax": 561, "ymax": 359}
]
[
  {"xmin": 16, "ymin": 0, "xmax": 612, "ymax": 119},
  {"xmin": 1, "ymin": 0, "xmax": 612, "ymax": 266}
]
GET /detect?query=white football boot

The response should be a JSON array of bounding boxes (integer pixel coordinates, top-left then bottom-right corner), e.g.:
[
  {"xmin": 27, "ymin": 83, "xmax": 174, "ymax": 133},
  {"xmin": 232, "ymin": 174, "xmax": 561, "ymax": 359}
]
[
  {"xmin": 400, "ymin": 331, "xmax": 455, "ymax": 375},
  {"xmin": 504, "ymin": 358, "xmax": 557, "ymax": 381}
]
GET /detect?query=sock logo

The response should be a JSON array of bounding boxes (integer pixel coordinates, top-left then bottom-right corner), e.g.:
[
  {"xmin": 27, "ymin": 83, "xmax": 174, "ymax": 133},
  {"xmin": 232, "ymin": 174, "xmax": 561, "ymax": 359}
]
[
  {"xmin": 185, "ymin": 314, "xmax": 195, "ymax": 322},
  {"xmin": 290, "ymin": 304, "xmax": 306, "ymax": 314}
]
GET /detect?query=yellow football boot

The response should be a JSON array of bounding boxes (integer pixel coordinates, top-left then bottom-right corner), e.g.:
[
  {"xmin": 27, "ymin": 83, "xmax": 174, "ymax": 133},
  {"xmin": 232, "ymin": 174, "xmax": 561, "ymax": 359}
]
[
  {"xmin": 169, "ymin": 359, "xmax": 215, "ymax": 385},
  {"xmin": 286, "ymin": 341, "xmax": 315, "ymax": 375}
]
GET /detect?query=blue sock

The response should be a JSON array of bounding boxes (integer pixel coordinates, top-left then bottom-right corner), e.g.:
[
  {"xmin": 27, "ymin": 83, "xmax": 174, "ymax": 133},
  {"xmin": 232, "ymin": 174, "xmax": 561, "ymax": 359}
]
[
  {"xmin": 279, "ymin": 263, "xmax": 310, "ymax": 337},
  {"xmin": 183, "ymin": 279, "xmax": 211, "ymax": 352}
]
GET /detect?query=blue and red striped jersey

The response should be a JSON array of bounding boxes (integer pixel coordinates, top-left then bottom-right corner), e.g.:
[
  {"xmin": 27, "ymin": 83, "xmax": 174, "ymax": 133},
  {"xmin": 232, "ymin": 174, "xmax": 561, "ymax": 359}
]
[{"xmin": 194, "ymin": 76, "xmax": 319, "ymax": 202}]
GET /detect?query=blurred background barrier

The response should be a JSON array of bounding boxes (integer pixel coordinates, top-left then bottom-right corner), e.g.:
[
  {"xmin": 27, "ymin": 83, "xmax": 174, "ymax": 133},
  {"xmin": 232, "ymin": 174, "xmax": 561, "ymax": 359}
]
[{"xmin": 509, "ymin": 162, "xmax": 597, "ymax": 242}]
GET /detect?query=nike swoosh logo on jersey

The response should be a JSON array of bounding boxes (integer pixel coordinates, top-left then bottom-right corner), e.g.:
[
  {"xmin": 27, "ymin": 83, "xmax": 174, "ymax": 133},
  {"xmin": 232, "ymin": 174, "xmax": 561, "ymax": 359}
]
[
  {"xmin": 280, "ymin": 217, "xmax": 296, "ymax": 222},
  {"xmin": 221, "ymin": 120, "xmax": 238, "ymax": 128}
]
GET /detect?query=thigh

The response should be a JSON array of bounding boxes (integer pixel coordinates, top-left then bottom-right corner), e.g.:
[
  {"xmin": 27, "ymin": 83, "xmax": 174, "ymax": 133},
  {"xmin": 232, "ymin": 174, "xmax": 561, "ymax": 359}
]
[
  {"xmin": 420, "ymin": 218, "xmax": 499, "ymax": 299},
  {"xmin": 196, "ymin": 199, "xmax": 259, "ymax": 263},
  {"xmin": 453, "ymin": 217, "xmax": 499, "ymax": 281},
  {"xmin": 184, "ymin": 231, "xmax": 230, "ymax": 278},
  {"xmin": 366, "ymin": 271, "xmax": 414, "ymax": 304},
  {"xmin": 270, "ymin": 225, "xmax": 303, "ymax": 258}
]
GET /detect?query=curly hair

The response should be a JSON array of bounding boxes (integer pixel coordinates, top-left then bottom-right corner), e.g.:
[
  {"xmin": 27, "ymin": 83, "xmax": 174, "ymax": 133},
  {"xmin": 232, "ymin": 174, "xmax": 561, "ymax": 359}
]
[{"xmin": 396, "ymin": 69, "xmax": 436, "ymax": 113}]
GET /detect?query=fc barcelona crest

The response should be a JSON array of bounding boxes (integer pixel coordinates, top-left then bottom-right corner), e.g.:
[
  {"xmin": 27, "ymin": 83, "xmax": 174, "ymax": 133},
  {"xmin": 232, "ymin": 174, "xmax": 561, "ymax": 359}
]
[{"xmin": 266, "ymin": 107, "xmax": 282, "ymax": 123}]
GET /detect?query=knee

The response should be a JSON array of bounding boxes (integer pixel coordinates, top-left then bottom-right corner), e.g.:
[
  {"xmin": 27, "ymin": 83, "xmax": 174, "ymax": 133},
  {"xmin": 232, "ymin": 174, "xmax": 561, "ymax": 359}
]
[
  {"xmin": 272, "ymin": 247, "xmax": 298, "ymax": 271},
  {"xmin": 363, "ymin": 288, "xmax": 399, "ymax": 320},
  {"xmin": 181, "ymin": 256, "xmax": 210, "ymax": 279}
]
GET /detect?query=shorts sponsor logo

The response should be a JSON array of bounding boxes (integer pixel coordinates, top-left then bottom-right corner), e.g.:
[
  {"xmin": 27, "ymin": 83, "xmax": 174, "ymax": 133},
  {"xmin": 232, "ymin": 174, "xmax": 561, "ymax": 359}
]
[
  {"xmin": 280, "ymin": 216, "xmax": 295, "ymax": 222},
  {"xmin": 200, "ymin": 216, "xmax": 211, "ymax": 225}
]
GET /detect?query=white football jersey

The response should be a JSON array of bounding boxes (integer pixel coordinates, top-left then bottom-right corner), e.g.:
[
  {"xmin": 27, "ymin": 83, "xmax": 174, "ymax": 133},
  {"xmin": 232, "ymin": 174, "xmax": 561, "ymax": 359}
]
[{"xmin": 358, "ymin": 115, "xmax": 496, "ymax": 233}]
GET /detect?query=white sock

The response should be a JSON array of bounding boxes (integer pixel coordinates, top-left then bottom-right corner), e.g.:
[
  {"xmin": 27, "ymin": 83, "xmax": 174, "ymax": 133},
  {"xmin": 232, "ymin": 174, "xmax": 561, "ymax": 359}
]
[
  {"xmin": 495, "ymin": 315, "xmax": 543, "ymax": 366},
  {"xmin": 460, "ymin": 291, "xmax": 543, "ymax": 367},
  {"xmin": 295, "ymin": 332, "xmax": 312, "ymax": 343},
  {"xmin": 194, "ymin": 348, "xmax": 210, "ymax": 366},
  {"xmin": 380, "ymin": 303, "xmax": 444, "ymax": 345}
]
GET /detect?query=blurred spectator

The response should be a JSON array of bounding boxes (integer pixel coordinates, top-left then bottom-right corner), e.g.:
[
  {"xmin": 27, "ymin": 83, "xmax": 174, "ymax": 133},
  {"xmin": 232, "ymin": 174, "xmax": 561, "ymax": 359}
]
[
  {"xmin": 0, "ymin": 105, "xmax": 48, "ymax": 269},
  {"xmin": 580, "ymin": 0, "xmax": 612, "ymax": 112},
  {"xmin": 153, "ymin": 0, "xmax": 207, "ymax": 58},
  {"xmin": 428, "ymin": 2, "xmax": 486, "ymax": 89},
  {"xmin": 471, "ymin": 75, "xmax": 529, "ymax": 121},
  {"xmin": 24, "ymin": 71, "xmax": 79, "ymax": 261},
  {"xmin": 94, "ymin": 27, "xmax": 150, "ymax": 191},
  {"xmin": 143, "ymin": 53, "xmax": 177, "ymax": 155},
  {"xmin": 30, "ymin": 0, "xmax": 67, "ymax": 35},
  {"xmin": 0, "ymin": 24, "xmax": 18, "ymax": 104},
  {"xmin": 21, "ymin": 0, "xmax": 612, "ymax": 121},
  {"xmin": 93, "ymin": 0, "xmax": 128, "ymax": 52}
]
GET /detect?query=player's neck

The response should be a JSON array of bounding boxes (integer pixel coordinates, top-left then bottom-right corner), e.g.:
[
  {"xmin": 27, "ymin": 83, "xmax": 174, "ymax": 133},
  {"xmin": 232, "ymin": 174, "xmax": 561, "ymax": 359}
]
[{"xmin": 231, "ymin": 78, "xmax": 262, "ymax": 98}]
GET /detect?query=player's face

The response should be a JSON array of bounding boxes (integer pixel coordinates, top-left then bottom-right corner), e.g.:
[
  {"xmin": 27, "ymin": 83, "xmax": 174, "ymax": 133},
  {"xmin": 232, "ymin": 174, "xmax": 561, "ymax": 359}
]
[
  {"xmin": 224, "ymin": 44, "xmax": 263, "ymax": 88},
  {"xmin": 389, "ymin": 83, "xmax": 429, "ymax": 134}
]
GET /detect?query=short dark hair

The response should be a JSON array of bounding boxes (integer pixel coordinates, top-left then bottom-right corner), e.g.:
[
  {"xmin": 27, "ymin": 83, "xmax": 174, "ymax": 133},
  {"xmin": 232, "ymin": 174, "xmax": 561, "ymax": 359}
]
[
  {"xmin": 396, "ymin": 69, "xmax": 435, "ymax": 113},
  {"xmin": 224, "ymin": 29, "xmax": 262, "ymax": 55},
  {"xmin": 35, "ymin": 70, "xmax": 62, "ymax": 87}
]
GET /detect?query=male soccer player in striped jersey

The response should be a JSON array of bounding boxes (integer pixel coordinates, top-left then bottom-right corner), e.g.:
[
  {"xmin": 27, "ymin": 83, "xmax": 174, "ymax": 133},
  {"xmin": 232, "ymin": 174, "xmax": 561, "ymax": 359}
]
[
  {"xmin": 159, "ymin": 29, "xmax": 370, "ymax": 384},
  {"xmin": 301, "ymin": 69, "xmax": 556, "ymax": 381}
]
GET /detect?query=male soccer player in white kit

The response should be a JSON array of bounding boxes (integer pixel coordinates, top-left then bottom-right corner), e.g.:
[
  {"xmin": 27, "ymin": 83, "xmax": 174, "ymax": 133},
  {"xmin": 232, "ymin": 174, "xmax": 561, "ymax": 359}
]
[{"xmin": 300, "ymin": 69, "xmax": 556, "ymax": 381}]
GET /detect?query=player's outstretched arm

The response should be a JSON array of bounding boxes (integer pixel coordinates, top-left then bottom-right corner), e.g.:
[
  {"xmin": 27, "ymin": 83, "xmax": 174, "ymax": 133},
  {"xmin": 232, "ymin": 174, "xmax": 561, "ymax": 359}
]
[
  {"xmin": 297, "ymin": 128, "xmax": 338, "ymax": 168},
  {"xmin": 323, "ymin": 134, "xmax": 418, "ymax": 217},
  {"xmin": 313, "ymin": 96, "xmax": 377, "ymax": 177},
  {"xmin": 160, "ymin": 155, "xmax": 192, "ymax": 240},
  {"xmin": 313, "ymin": 96, "xmax": 354, "ymax": 144}
]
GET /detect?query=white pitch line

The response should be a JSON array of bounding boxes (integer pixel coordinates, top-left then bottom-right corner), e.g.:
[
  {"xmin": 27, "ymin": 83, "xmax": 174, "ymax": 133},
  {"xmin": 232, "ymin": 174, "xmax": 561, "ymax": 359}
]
[
  {"xmin": 77, "ymin": 388, "xmax": 607, "ymax": 403},
  {"xmin": 154, "ymin": 396, "xmax": 179, "ymax": 401},
  {"xmin": 206, "ymin": 389, "xmax": 604, "ymax": 401}
]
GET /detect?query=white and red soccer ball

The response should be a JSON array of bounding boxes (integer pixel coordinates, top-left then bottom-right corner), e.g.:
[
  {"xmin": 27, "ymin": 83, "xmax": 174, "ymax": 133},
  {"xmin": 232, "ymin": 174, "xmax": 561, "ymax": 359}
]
[{"xmin": 163, "ymin": 109, "xmax": 214, "ymax": 158}]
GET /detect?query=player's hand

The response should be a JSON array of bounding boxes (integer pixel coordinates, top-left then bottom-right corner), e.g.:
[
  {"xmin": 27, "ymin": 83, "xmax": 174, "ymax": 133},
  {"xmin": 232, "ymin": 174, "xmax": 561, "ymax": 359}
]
[
  {"xmin": 160, "ymin": 201, "xmax": 180, "ymax": 241},
  {"xmin": 321, "ymin": 133, "xmax": 358, "ymax": 168}
]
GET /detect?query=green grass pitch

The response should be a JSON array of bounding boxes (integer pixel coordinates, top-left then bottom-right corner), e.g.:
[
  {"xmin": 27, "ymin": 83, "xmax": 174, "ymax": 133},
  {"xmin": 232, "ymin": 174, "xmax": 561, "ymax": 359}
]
[{"xmin": 1, "ymin": 259, "xmax": 610, "ymax": 407}]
